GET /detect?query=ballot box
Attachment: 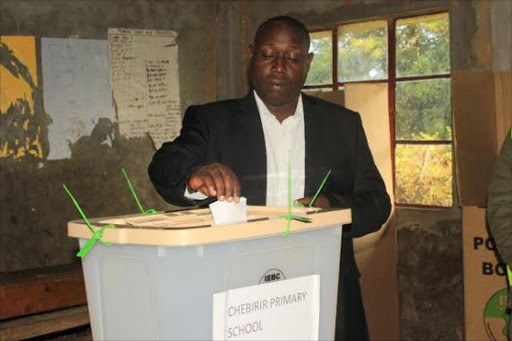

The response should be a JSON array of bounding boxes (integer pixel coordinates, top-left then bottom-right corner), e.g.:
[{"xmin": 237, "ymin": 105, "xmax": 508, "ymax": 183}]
[{"xmin": 68, "ymin": 206, "xmax": 351, "ymax": 340}]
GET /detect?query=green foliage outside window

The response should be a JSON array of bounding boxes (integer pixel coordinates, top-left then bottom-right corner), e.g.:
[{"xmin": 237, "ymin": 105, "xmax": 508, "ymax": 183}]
[
  {"xmin": 396, "ymin": 142, "xmax": 453, "ymax": 206},
  {"xmin": 396, "ymin": 13, "xmax": 450, "ymax": 77},
  {"xmin": 306, "ymin": 31, "xmax": 332, "ymax": 86},
  {"xmin": 395, "ymin": 13, "xmax": 452, "ymax": 206},
  {"xmin": 338, "ymin": 21, "xmax": 388, "ymax": 82},
  {"xmin": 396, "ymin": 79, "xmax": 452, "ymax": 141}
]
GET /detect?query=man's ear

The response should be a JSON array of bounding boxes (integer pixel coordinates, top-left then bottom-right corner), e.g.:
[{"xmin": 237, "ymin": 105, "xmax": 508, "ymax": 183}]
[{"xmin": 307, "ymin": 52, "xmax": 314, "ymax": 67}]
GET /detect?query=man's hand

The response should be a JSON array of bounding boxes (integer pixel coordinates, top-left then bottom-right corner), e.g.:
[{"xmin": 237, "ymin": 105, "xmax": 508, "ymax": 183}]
[
  {"xmin": 295, "ymin": 194, "xmax": 330, "ymax": 208},
  {"xmin": 187, "ymin": 163, "xmax": 241, "ymax": 202}
]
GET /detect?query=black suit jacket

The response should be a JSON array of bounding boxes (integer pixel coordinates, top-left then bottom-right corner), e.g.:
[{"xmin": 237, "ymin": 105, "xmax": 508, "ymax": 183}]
[{"xmin": 149, "ymin": 92, "xmax": 391, "ymax": 277}]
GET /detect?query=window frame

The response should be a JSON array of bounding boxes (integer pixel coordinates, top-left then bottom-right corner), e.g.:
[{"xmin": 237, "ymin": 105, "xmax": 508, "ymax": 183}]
[{"xmin": 305, "ymin": 11, "xmax": 454, "ymax": 209}]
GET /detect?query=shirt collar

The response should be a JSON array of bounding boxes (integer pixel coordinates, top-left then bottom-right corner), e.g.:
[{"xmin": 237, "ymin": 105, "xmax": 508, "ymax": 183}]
[{"xmin": 253, "ymin": 90, "xmax": 304, "ymax": 119}]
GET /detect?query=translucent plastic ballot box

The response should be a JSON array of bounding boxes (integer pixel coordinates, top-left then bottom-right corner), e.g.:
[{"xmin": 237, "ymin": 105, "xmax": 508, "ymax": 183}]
[{"xmin": 67, "ymin": 206, "xmax": 351, "ymax": 341}]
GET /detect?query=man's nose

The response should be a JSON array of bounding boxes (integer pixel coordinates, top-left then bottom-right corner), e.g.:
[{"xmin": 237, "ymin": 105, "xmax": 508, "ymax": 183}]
[{"xmin": 272, "ymin": 56, "xmax": 285, "ymax": 73}]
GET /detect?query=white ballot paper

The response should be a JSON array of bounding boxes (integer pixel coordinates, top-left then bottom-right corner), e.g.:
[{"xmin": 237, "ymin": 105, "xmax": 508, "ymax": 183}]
[{"xmin": 209, "ymin": 197, "xmax": 247, "ymax": 225}]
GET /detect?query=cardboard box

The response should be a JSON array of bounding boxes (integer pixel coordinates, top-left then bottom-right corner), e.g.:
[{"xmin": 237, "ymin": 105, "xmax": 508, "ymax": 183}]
[
  {"xmin": 453, "ymin": 70, "xmax": 512, "ymax": 206},
  {"xmin": 463, "ymin": 206, "xmax": 509, "ymax": 341}
]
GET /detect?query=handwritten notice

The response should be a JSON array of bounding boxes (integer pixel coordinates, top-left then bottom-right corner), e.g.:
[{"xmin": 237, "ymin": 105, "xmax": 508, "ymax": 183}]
[
  {"xmin": 108, "ymin": 28, "xmax": 181, "ymax": 149},
  {"xmin": 213, "ymin": 275, "xmax": 320, "ymax": 340}
]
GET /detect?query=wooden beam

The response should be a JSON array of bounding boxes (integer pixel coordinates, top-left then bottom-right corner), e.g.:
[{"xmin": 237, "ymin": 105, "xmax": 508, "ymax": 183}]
[
  {"xmin": 0, "ymin": 264, "xmax": 87, "ymax": 320},
  {"xmin": 0, "ymin": 305, "xmax": 89, "ymax": 341}
]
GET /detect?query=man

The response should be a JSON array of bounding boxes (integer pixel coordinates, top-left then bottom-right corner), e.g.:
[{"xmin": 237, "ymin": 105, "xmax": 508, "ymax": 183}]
[
  {"xmin": 487, "ymin": 127, "xmax": 512, "ymax": 341},
  {"xmin": 149, "ymin": 15, "xmax": 391, "ymax": 340}
]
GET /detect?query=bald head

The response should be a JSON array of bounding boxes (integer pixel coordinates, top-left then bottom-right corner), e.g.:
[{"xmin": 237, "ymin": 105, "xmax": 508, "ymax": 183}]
[{"xmin": 253, "ymin": 16, "xmax": 310, "ymax": 52}]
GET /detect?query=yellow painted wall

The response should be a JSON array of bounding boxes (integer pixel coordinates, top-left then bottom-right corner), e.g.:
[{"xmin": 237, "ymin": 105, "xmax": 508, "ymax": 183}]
[{"xmin": 0, "ymin": 36, "xmax": 42, "ymax": 159}]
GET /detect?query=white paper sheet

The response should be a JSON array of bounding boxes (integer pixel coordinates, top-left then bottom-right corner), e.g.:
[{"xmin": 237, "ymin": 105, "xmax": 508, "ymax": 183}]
[
  {"xmin": 41, "ymin": 38, "xmax": 115, "ymax": 160},
  {"xmin": 209, "ymin": 197, "xmax": 247, "ymax": 225}
]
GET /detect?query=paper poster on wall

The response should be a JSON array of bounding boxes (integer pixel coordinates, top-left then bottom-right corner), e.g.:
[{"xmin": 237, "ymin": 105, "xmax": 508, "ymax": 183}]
[
  {"xmin": 108, "ymin": 28, "xmax": 181, "ymax": 149},
  {"xmin": 41, "ymin": 38, "xmax": 115, "ymax": 160},
  {"xmin": 213, "ymin": 275, "xmax": 320, "ymax": 340},
  {"xmin": 0, "ymin": 36, "xmax": 44, "ymax": 159}
]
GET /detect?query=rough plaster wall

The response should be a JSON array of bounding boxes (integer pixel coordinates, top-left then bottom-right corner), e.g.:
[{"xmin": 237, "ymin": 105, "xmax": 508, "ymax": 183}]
[
  {"xmin": 215, "ymin": 2, "xmax": 250, "ymax": 100},
  {"xmin": 0, "ymin": 0, "xmax": 218, "ymax": 272},
  {"xmin": 491, "ymin": 0, "xmax": 512, "ymax": 72},
  {"xmin": 397, "ymin": 209, "xmax": 464, "ymax": 340}
]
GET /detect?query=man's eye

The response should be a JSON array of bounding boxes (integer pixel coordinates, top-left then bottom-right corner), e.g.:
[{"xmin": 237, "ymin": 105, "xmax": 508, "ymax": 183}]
[
  {"xmin": 262, "ymin": 54, "xmax": 274, "ymax": 59},
  {"xmin": 287, "ymin": 56, "xmax": 299, "ymax": 62}
]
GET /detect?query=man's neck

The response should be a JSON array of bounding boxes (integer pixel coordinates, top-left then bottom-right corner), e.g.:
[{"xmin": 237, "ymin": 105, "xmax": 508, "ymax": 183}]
[{"xmin": 266, "ymin": 98, "xmax": 300, "ymax": 124}]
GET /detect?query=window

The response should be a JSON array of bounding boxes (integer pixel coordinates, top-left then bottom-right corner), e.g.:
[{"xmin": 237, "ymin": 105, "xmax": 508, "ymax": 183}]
[
  {"xmin": 338, "ymin": 20, "xmax": 388, "ymax": 83},
  {"xmin": 305, "ymin": 31, "xmax": 333, "ymax": 86},
  {"xmin": 306, "ymin": 13, "xmax": 453, "ymax": 207}
]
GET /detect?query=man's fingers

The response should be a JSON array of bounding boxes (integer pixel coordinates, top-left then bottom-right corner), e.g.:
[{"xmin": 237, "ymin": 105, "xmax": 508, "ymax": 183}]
[
  {"xmin": 198, "ymin": 185, "xmax": 211, "ymax": 196},
  {"xmin": 188, "ymin": 163, "xmax": 241, "ymax": 201},
  {"xmin": 223, "ymin": 173, "xmax": 233, "ymax": 202},
  {"xmin": 188, "ymin": 172, "xmax": 216, "ymax": 197},
  {"xmin": 313, "ymin": 195, "xmax": 330, "ymax": 208},
  {"xmin": 188, "ymin": 174, "xmax": 204, "ymax": 192},
  {"xmin": 295, "ymin": 195, "xmax": 330, "ymax": 208},
  {"xmin": 295, "ymin": 197, "xmax": 311, "ymax": 206},
  {"xmin": 200, "ymin": 173, "xmax": 217, "ymax": 197},
  {"xmin": 221, "ymin": 168, "xmax": 240, "ymax": 202},
  {"xmin": 212, "ymin": 169, "xmax": 226, "ymax": 200},
  {"xmin": 233, "ymin": 179, "xmax": 241, "ymax": 203}
]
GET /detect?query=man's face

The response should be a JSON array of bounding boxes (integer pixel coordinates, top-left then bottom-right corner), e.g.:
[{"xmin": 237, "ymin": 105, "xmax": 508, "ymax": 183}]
[{"xmin": 249, "ymin": 23, "xmax": 313, "ymax": 109}]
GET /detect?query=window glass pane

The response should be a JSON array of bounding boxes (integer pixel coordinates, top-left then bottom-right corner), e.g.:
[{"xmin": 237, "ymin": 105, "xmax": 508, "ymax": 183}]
[
  {"xmin": 338, "ymin": 20, "xmax": 387, "ymax": 82},
  {"xmin": 396, "ymin": 144, "xmax": 453, "ymax": 206},
  {"xmin": 396, "ymin": 13, "xmax": 450, "ymax": 77},
  {"xmin": 396, "ymin": 78, "xmax": 451, "ymax": 141},
  {"xmin": 305, "ymin": 31, "xmax": 332, "ymax": 86}
]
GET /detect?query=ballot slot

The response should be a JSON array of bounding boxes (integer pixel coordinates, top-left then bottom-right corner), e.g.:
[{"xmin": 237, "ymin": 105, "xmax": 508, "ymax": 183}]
[{"xmin": 97, "ymin": 206, "xmax": 319, "ymax": 229}]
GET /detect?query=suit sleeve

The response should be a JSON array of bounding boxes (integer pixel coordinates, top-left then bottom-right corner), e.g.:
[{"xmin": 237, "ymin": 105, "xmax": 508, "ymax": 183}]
[
  {"xmin": 148, "ymin": 105, "xmax": 214, "ymax": 207},
  {"xmin": 327, "ymin": 113, "xmax": 391, "ymax": 238}
]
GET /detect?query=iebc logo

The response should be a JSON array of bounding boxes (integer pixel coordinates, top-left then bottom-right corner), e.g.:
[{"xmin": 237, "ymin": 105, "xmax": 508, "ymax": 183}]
[{"xmin": 259, "ymin": 268, "xmax": 286, "ymax": 284}]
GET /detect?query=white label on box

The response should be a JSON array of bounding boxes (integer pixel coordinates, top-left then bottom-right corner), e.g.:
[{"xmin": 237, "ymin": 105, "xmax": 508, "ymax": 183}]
[{"xmin": 213, "ymin": 274, "xmax": 320, "ymax": 340}]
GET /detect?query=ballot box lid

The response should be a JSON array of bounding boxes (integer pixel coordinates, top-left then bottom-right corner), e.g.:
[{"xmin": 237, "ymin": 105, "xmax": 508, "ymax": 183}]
[{"xmin": 67, "ymin": 206, "xmax": 351, "ymax": 246}]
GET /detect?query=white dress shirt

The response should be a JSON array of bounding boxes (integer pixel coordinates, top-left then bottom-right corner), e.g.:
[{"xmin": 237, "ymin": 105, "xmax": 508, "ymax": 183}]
[
  {"xmin": 185, "ymin": 91, "xmax": 306, "ymax": 206},
  {"xmin": 254, "ymin": 91, "xmax": 305, "ymax": 206}
]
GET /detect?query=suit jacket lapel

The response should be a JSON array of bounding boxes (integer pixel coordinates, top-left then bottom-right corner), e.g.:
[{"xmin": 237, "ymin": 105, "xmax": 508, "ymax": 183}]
[
  {"xmin": 303, "ymin": 93, "xmax": 327, "ymax": 196},
  {"xmin": 236, "ymin": 92, "xmax": 267, "ymax": 204}
]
